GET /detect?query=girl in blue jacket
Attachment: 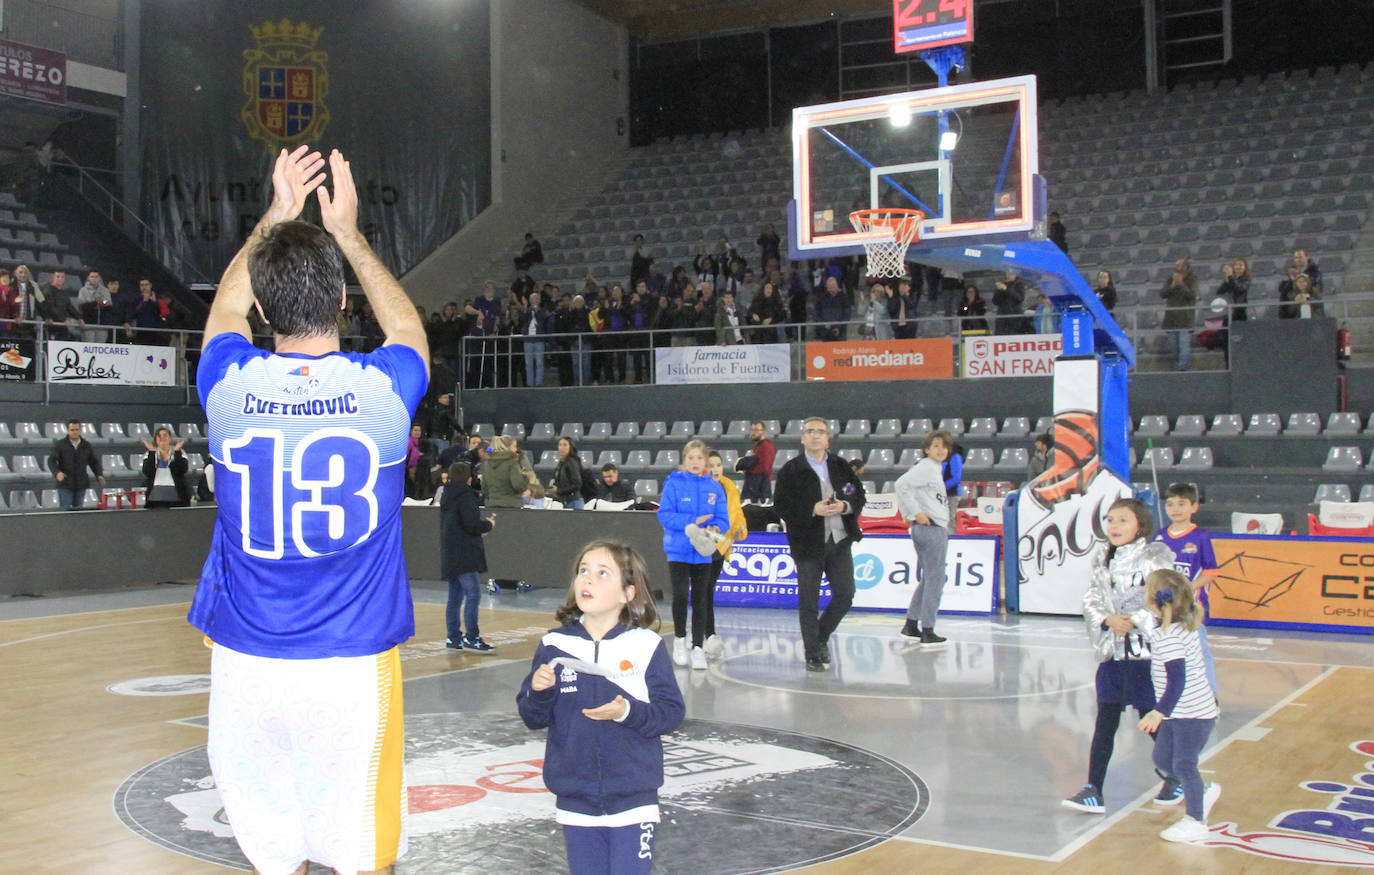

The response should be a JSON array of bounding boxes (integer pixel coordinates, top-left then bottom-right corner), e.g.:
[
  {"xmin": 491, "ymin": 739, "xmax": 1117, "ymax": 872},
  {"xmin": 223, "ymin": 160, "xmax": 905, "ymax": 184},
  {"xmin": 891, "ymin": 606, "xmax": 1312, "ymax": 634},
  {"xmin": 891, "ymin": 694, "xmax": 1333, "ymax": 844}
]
[
  {"xmin": 656, "ymin": 439, "xmax": 729, "ymax": 670},
  {"xmin": 518, "ymin": 540, "xmax": 685, "ymax": 874}
]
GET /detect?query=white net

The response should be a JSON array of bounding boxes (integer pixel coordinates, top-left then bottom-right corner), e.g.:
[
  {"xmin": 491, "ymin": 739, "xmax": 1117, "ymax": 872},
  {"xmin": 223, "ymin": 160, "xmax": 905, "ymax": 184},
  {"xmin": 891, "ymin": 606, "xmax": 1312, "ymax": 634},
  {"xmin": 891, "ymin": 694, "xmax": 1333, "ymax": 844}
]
[{"xmin": 849, "ymin": 209, "xmax": 922, "ymax": 278}]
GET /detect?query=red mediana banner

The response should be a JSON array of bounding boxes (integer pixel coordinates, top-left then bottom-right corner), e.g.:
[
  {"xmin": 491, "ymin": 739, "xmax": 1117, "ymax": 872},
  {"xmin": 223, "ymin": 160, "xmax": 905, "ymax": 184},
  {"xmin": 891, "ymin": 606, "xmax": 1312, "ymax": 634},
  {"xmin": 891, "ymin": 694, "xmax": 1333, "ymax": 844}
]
[{"xmin": 805, "ymin": 338, "xmax": 954, "ymax": 381}]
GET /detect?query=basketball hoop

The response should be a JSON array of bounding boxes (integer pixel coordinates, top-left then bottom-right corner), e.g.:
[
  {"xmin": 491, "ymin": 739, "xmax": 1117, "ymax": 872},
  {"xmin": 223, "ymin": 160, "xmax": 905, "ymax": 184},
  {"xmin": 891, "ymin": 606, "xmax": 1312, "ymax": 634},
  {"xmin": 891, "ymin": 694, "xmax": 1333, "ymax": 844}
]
[{"xmin": 849, "ymin": 208, "xmax": 924, "ymax": 279}]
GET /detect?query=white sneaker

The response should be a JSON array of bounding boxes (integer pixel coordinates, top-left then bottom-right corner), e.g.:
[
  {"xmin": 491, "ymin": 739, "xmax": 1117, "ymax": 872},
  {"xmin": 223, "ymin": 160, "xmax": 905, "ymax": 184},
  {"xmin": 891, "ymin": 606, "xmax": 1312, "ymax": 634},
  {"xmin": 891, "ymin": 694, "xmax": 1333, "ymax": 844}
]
[
  {"xmin": 704, "ymin": 634, "xmax": 725, "ymax": 657},
  {"xmin": 672, "ymin": 637, "xmax": 689, "ymax": 666},
  {"xmin": 1202, "ymin": 781, "xmax": 1221, "ymax": 820},
  {"xmin": 1160, "ymin": 816, "xmax": 1209, "ymax": 844},
  {"xmin": 690, "ymin": 646, "xmax": 707, "ymax": 670}
]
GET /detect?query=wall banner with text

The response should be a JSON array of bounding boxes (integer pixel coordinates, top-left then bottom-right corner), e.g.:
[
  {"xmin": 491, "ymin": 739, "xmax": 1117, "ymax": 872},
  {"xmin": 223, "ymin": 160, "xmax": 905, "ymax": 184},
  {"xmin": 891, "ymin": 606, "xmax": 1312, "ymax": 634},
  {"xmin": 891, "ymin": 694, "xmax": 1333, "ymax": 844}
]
[
  {"xmin": 45, "ymin": 341, "xmax": 177, "ymax": 386},
  {"xmin": 654, "ymin": 343, "xmax": 790, "ymax": 385}
]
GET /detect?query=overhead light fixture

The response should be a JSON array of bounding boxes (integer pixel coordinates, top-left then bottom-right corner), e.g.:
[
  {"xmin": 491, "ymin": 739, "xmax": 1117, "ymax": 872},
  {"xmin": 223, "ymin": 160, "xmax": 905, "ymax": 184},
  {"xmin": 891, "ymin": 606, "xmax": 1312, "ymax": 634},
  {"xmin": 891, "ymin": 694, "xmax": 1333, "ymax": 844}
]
[
  {"xmin": 940, "ymin": 130, "xmax": 959, "ymax": 151},
  {"xmin": 889, "ymin": 103, "xmax": 912, "ymax": 127}
]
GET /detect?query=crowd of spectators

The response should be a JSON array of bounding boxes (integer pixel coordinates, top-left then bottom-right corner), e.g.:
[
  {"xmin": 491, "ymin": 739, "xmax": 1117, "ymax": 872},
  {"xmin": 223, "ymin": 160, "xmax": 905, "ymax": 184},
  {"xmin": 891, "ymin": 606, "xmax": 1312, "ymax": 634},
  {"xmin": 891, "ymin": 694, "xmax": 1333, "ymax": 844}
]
[
  {"xmin": 421, "ymin": 221, "xmax": 1333, "ymax": 388},
  {"xmin": 0, "ymin": 266, "xmax": 190, "ymax": 345}
]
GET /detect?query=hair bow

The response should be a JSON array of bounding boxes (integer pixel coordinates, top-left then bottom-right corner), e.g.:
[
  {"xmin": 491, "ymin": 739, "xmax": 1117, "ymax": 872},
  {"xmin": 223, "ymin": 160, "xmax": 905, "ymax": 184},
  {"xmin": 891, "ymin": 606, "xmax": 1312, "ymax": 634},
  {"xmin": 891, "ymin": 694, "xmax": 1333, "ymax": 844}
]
[{"xmin": 1154, "ymin": 589, "xmax": 1174, "ymax": 607}]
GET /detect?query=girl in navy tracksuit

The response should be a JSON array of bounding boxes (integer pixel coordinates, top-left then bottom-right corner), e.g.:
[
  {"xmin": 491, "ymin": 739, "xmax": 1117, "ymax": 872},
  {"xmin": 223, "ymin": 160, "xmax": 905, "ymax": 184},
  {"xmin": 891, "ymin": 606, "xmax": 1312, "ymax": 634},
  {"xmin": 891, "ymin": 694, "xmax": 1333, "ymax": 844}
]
[
  {"xmin": 518, "ymin": 540, "xmax": 685, "ymax": 874},
  {"xmin": 656, "ymin": 439, "xmax": 729, "ymax": 669}
]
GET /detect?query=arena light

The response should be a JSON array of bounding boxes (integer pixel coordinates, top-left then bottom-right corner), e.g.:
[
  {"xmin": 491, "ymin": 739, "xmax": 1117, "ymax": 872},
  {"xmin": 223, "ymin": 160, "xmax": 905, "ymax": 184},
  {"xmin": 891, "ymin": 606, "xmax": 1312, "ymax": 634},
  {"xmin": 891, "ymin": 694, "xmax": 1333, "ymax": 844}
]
[
  {"xmin": 889, "ymin": 103, "xmax": 912, "ymax": 127},
  {"xmin": 939, "ymin": 130, "xmax": 959, "ymax": 151}
]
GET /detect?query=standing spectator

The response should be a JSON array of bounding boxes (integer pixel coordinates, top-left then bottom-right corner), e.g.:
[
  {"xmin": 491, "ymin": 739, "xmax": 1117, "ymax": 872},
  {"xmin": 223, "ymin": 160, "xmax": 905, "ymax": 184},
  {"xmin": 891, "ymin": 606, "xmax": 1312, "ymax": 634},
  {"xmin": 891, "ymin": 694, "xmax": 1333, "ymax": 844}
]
[
  {"xmin": 630, "ymin": 233, "xmax": 652, "ymax": 290},
  {"xmin": 76, "ymin": 270, "xmax": 114, "ymax": 342},
  {"xmin": 49, "ymin": 419, "xmax": 104, "ymax": 509},
  {"xmin": 516, "ymin": 231, "xmax": 543, "ymax": 269},
  {"xmin": 132, "ymin": 278, "xmax": 164, "ymax": 345},
  {"xmin": 715, "ymin": 289, "xmax": 745, "ymax": 345},
  {"xmin": 12, "ymin": 264, "xmax": 39, "ymax": 333},
  {"xmin": 1033, "ymin": 292, "xmax": 1060, "ymax": 335},
  {"xmin": 41, "ymin": 270, "xmax": 82, "ymax": 340},
  {"xmin": 109, "ymin": 279, "xmax": 137, "ymax": 342},
  {"xmin": 141, "ymin": 426, "xmax": 191, "ymax": 508},
  {"xmin": 958, "ymin": 284, "xmax": 989, "ymax": 334},
  {"xmin": 0, "ymin": 269, "xmax": 18, "ymax": 334},
  {"xmin": 1027, "ymin": 433, "xmax": 1053, "ymax": 483},
  {"xmin": 813, "ymin": 276, "xmax": 851, "ymax": 341},
  {"xmin": 1216, "ymin": 257, "xmax": 1250, "ymax": 322},
  {"xmin": 736, "ymin": 267, "xmax": 759, "ymax": 312},
  {"xmin": 510, "ymin": 265, "xmax": 536, "ymax": 301},
  {"xmin": 747, "ymin": 280, "xmax": 786, "ymax": 343},
  {"xmin": 892, "ymin": 278, "xmax": 917, "ymax": 339},
  {"xmin": 1280, "ymin": 274, "xmax": 1324, "ymax": 319},
  {"xmin": 739, "ymin": 420, "xmax": 776, "ymax": 503},
  {"xmin": 1293, "ymin": 248, "xmax": 1322, "ymax": 293},
  {"xmin": 467, "ymin": 282, "xmax": 502, "ymax": 387},
  {"xmin": 868, "ymin": 281, "xmax": 896, "ymax": 340},
  {"xmin": 626, "ymin": 286, "xmax": 652, "ymax": 384},
  {"xmin": 1048, "ymin": 211, "xmax": 1068, "ymax": 253},
  {"xmin": 1160, "ymin": 258, "xmax": 1198, "ymax": 371},
  {"xmin": 693, "ymin": 246, "xmax": 717, "ymax": 285},
  {"xmin": 337, "ymin": 297, "xmax": 362, "ymax": 350},
  {"xmin": 713, "ymin": 236, "xmax": 740, "ymax": 278},
  {"xmin": 992, "ymin": 271, "xmax": 1031, "ymax": 335},
  {"xmin": 1094, "ymin": 271, "xmax": 1118, "ymax": 312},
  {"xmin": 551, "ymin": 437, "xmax": 585, "ymax": 509},
  {"xmin": 483, "ymin": 435, "xmax": 530, "ymax": 509},
  {"xmin": 518, "ymin": 290, "xmax": 552, "ymax": 387},
  {"xmin": 757, "ymin": 223, "xmax": 781, "ymax": 268},
  {"xmin": 431, "ymin": 301, "xmax": 465, "ymax": 376},
  {"xmin": 440, "ymin": 460, "xmax": 496, "ymax": 652},
  {"xmin": 772, "ymin": 417, "xmax": 866, "ymax": 672}
]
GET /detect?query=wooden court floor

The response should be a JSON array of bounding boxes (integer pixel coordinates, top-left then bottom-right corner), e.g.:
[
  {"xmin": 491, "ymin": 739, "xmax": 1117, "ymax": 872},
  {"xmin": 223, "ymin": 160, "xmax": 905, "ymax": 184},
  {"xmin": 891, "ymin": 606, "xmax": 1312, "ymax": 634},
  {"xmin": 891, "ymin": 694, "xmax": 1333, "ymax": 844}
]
[{"xmin": 3, "ymin": 595, "xmax": 1373, "ymax": 873}]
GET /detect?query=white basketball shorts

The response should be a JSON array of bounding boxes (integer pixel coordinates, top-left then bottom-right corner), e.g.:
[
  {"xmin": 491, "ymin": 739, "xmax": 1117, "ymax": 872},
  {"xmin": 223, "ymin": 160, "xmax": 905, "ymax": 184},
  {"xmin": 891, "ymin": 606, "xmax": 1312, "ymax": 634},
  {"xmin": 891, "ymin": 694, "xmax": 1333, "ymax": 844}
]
[{"xmin": 207, "ymin": 643, "xmax": 407, "ymax": 875}]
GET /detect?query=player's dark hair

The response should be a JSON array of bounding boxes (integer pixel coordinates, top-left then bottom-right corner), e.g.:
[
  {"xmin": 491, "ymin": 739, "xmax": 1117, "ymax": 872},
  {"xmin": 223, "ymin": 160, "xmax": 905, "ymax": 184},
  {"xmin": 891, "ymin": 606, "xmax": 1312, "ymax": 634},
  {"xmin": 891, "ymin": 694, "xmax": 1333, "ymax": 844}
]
[
  {"xmin": 923, "ymin": 429, "xmax": 955, "ymax": 453},
  {"xmin": 1104, "ymin": 497, "xmax": 1155, "ymax": 564},
  {"xmin": 601, "ymin": 462, "xmax": 619, "ymax": 473},
  {"xmin": 1165, "ymin": 482, "xmax": 1199, "ymax": 503},
  {"xmin": 448, "ymin": 461, "xmax": 471, "ymax": 484},
  {"xmin": 556, "ymin": 539, "xmax": 660, "ymax": 630},
  {"xmin": 248, "ymin": 220, "xmax": 345, "ymax": 338}
]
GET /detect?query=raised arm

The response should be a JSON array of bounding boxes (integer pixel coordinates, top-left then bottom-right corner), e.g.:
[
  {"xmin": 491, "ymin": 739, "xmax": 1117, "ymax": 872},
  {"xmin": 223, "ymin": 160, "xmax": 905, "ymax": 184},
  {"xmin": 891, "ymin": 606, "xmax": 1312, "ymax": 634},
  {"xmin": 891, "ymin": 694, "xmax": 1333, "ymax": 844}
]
[
  {"xmin": 204, "ymin": 145, "xmax": 326, "ymax": 347},
  {"xmin": 317, "ymin": 150, "xmax": 429, "ymax": 373}
]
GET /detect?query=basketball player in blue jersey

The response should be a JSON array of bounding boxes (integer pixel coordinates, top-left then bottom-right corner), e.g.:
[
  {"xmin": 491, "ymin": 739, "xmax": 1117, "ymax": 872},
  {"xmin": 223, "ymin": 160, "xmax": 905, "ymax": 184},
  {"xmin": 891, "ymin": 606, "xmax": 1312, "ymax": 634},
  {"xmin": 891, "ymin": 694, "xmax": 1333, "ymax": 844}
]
[{"xmin": 190, "ymin": 145, "xmax": 428, "ymax": 875}]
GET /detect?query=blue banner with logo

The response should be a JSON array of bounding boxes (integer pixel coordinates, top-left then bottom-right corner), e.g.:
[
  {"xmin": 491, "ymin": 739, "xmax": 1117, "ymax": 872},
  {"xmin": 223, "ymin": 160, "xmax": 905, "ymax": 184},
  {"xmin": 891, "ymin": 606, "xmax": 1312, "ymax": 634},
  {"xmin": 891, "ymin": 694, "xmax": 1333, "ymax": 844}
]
[{"xmin": 714, "ymin": 533, "xmax": 998, "ymax": 614}]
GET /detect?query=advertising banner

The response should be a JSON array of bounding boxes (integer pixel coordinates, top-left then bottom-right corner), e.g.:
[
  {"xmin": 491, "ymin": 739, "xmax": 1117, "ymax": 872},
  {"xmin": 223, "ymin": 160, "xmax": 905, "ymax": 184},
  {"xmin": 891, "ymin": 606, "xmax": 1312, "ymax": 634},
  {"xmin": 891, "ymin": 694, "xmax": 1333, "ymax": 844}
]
[
  {"xmin": 714, "ymin": 532, "xmax": 998, "ymax": 615},
  {"xmin": 654, "ymin": 343, "xmax": 790, "ymax": 385},
  {"xmin": 805, "ymin": 338, "xmax": 953, "ymax": 381},
  {"xmin": 0, "ymin": 39, "xmax": 66, "ymax": 105},
  {"xmin": 0, "ymin": 337, "xmax": 36, "ymax": 381},
  {"xmin": 1210, "ymin": 535, "xmax": 1374, "ymax": 633},
  {"xmin": 45, "ymin": 341, "xmax": 177, "ymax": 386},
  {"xmin": 961, "ymin": 334, "xmax": 1062, "ymax": 378}
]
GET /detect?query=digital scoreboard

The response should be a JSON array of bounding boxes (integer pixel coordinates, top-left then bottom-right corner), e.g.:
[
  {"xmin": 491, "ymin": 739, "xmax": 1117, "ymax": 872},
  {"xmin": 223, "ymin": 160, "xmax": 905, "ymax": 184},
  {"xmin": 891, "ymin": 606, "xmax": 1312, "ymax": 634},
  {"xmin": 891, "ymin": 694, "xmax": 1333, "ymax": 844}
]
[{"xmin": 893, "ymin": 0, "xmax": 974, "ymax": 54}]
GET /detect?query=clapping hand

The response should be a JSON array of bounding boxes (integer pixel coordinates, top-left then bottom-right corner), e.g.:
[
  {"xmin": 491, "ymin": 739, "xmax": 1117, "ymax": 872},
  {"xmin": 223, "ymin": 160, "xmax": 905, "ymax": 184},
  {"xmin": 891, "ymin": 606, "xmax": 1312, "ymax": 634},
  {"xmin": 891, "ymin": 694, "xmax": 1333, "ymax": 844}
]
[
  {"xmin": 316, "ymin": 149, "xmax": 360, "ymax": 239},
  {"xmin": 265, "ymin": 144, "xmax": 327, "ymax": 224}
]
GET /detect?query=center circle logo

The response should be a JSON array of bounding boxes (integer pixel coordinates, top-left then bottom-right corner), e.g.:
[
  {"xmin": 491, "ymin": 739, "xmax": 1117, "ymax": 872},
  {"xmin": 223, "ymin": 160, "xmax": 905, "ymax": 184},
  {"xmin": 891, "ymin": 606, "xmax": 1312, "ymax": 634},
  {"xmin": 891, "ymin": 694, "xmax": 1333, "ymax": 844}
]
[
  {"xmin": 115, "ymin": 714, "xmax": 928, "ymax": 873},
  {"xmin": 852, "ymin": 553, "xmax": 885, "ymax": 589}
]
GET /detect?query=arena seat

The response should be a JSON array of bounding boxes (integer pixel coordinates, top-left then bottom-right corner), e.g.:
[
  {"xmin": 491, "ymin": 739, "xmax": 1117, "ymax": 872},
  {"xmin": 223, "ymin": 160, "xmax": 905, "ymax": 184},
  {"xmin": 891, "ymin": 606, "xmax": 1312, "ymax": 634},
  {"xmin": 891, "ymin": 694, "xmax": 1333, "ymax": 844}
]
[
  {"xmin": 583, "ymin": 422, "xmax": 612, "ymax": 442},
  {"xmin": 905, "ymin": 418, "xmax": 933, "ymax": 439},
  {"xmin": 1209, "ymin": 414, "xmax": 1243, "ymax": 436},
  {"xmin": 1034, "ymin": 415, "xmax": 1054, "ymax": 435},
  {"xmin": 1231, "ymin": 512, "xmax": 1285, "ymax": 535},
  {"xmin": 1286, "ymin": 413, "xmax": 1321, "ymax": 435},
  {"xmin": 1322, "ymin": 446, "xmax": 1363, "ymax": 471},
  {"xmin": 578, "ymin": 451, "xmax": 594, "ymax": 468},
  {"xmin": 558, "ymin": 422, "xmax": 584, "ymax": 441},
  {"xmin": 866, "ymin": 448, "xmax": 896, "ymax": 472},
  {"xmin": 42, "ymin": 422, "xmax": 65, "ymax": 441},
  {"xmin": 641, "ymin": 421, "xmax": 667, "ymax": 441},
  {"xmin": 1173, "ymin": 415, "xmax": 1206, "ymax": 437},
  {"xmin": 718, "ymin": 449, "xmax": 739, "ymax": 469},
  {"xmin": 39, "ymin": 489, "xmax": 61, "ymax": 509},
  {"xmin": 897, "ymin": 448, "xmax": 923, "ymax": 468},
  {"xmin": 538, "ymin": 450, "xmax": 559, "ymax": 469},
  {"xmin": 995, "ymin": 448, "xmax": 1029, "ymax": 471},
  {"xmin": 1137, "ymin": 415, "xmax": 1170, "ymax": 436},
  {"xmin": 11, "ymin": 455, "xmax": 42, "ymax": 478},
  {"xmin": 1176, "ymin": 447, "xmax": 1214, "ymax": 470},
  {"xmin": 967, "ymin": 417, "xmax": 997, "ymax": 438},
  {"xmin": 471, "ymin": 423, "xmax": 496, "ymax": 439},
  {"xmin": 1246, "ymin": 413, "xmax": 1281, "ymax": 435},
  {"xmin": 1140, "ymin": 447, "xmax": 1174, "ymax": 469},
  {"xmin": 783, "ymin": 419, "xmax": 806, "ymax": 438},
  {"xmin": 1000, "ymin": 417, "xmax": 1030, "ymax": 438},
  {"xmin": 963, "ymin": 448, "xmax": 994, "ymax": 469},
  {"xmin": 0, "ymin": 457, "xmax": 15, "ymax": 483},
  {"xmin": 697, "ymin": 420, "xmax": 722, "ymax": 439},
  {"xmin": 843, "ymin": 419, "xmax": 871, "ymax": 439},
  {"xmin": 724, "ymin": 420, "xmax": 749, "ymax": 439},
  {"xmin": 633, "ymin": 479, "xmax": 659, "ymax": 500},
  {"xmin": 622, "ymin": 450, "xmax": 651, "ymax": 473},
  {"xmin": 101, "ymin": 455, "xmax": 131, "ymax": 477},
  {"xmin": 99, "ymin": 422, "xmax": 128, "ymax": 444},
  {"xmin": 1361, "ymin": 485, "xmax": 1374, "ymax": 503},
  {"xmin": 872, "ymin": 418, "xmax": 901, "ymax": 439},
  {"xmin": 1326, "ymin": 412, "xmax": 1362, "ymax": 436},
  {"xmin": 594, "ymin": 451, "xmax": 622, "ymax": 468},
  {"xmin": 8, "ymin": 489, "xmax": 37, "ymax": 509},
  {"xmin": 937, "ymin": 417, "xmax": 966, "ymax": 438},
  {"xmin": 609, "ymin": 421, "xmax": 639, "ymax": 442},
  {"xmin": 528, "ymin": 422, "xmax": 555, "ymax": 442},
  {"xmin": 838, "ymin": 448, "xmax": 863, "ymax": 463},
  {"xmin": 0, "ymin": 424, "xmax": 19, "ymax": 447},
  {"xmin": 650, "ymin": 450, "xmax": 679, "ymax": 472},
  {"xmin": 774, "ymin": 448, "xmax": 798, "ymax": 468},
  {"xmin": 668, "ymin": 421, "xmax": 693, "ymax": 441},
  {"xmin": 501, "ymin": 423, "xmax": 527, "ymax": 440},
  {"xmin": 1313, "ymin": 483, "xmax": 1352, "ymax": 503},
  {"xmin": 126, "ymin": 453, "xmax": 143, "ymax": 472}
]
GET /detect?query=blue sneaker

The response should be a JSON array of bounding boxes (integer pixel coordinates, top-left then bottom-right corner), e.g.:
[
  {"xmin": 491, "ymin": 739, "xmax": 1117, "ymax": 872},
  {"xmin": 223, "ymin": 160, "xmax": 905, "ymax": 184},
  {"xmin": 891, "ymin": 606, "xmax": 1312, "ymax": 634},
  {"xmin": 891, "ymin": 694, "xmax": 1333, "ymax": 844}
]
[
  {"xmin": 1155, "ymin": 777, "xmax": 1184, "ymax": 806},
  {"xmin": 1062, "ymin": 784, "xmax": 1105, "ymax": 814},
  {"xmin": 463, "ymin": 637, "xmax": 495, "ymax": 653}
]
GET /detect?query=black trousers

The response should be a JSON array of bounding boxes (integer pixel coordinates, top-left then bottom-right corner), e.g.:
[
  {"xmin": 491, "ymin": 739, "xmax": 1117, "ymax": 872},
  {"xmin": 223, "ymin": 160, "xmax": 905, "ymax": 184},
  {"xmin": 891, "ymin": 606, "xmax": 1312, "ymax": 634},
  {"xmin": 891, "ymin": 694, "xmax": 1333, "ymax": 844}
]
[
  {"xmin": 668, "ymin": 561, "xmax": 715, "ymax": 646},
  {"xmin": 794, "ymin": 537, "xmax": 856, "ymax": 660}
]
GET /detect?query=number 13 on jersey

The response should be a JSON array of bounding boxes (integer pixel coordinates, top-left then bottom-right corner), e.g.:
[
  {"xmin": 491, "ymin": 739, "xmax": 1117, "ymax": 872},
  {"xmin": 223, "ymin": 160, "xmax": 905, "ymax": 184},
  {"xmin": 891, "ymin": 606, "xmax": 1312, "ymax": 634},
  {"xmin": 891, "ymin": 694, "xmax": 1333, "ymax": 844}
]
[{"xmin": 221, "ymin": 427, "xmax": 388, "ymax": 559}]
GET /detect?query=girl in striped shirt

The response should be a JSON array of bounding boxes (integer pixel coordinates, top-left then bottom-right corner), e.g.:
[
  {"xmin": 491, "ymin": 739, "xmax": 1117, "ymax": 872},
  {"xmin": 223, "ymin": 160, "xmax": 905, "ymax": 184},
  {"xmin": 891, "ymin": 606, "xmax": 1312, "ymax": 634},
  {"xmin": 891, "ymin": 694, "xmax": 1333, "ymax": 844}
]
[{"xmin": 1136, "ymin": 569, "xmax": 1220, "ymax": 844}]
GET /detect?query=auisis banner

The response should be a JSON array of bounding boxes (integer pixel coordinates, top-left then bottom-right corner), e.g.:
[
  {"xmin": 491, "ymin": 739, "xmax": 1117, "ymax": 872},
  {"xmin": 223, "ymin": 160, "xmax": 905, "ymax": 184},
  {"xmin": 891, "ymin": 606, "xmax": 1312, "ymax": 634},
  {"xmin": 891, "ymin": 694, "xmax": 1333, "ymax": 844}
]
[
  {"xmin": 714, "ymin": 532, "xmax": 998, "ymax": 614},
  {"xmin": 1210, "ymin": 535, "xmax": 1374, "ymax": 633},
  {"xmin": 45, "ymin": 341, "xmax": 177, "ymax": 386}
]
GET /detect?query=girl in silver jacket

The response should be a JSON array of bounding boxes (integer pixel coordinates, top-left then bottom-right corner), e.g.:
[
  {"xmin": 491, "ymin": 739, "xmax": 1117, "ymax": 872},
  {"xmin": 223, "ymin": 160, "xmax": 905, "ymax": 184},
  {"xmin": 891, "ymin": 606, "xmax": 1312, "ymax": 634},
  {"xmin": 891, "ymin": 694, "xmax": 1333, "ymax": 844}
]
[{"xmin": 1063, "ymin": 498, "xmax": 1176, "ymax": 815}]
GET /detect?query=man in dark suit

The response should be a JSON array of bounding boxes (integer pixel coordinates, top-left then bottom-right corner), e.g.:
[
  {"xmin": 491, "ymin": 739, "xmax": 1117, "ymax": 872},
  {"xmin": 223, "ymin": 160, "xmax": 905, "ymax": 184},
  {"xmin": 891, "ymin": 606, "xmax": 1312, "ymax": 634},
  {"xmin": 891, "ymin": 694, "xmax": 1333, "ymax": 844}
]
[{"xmin": 772, "ymin": 416, "xmax": 866, "ymax": 672}]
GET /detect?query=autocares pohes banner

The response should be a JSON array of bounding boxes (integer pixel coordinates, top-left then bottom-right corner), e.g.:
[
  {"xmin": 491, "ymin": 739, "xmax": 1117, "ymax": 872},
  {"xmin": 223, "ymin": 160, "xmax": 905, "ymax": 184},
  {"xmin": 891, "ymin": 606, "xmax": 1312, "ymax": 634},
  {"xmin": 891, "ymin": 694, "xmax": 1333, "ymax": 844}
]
[
  {"xmin": 714, "ymin": 532, "xmax": 997, "ymax": 614},
  {"xmin": 46, "ymin": 341, "xmax": 177, "ymax": 386}
]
